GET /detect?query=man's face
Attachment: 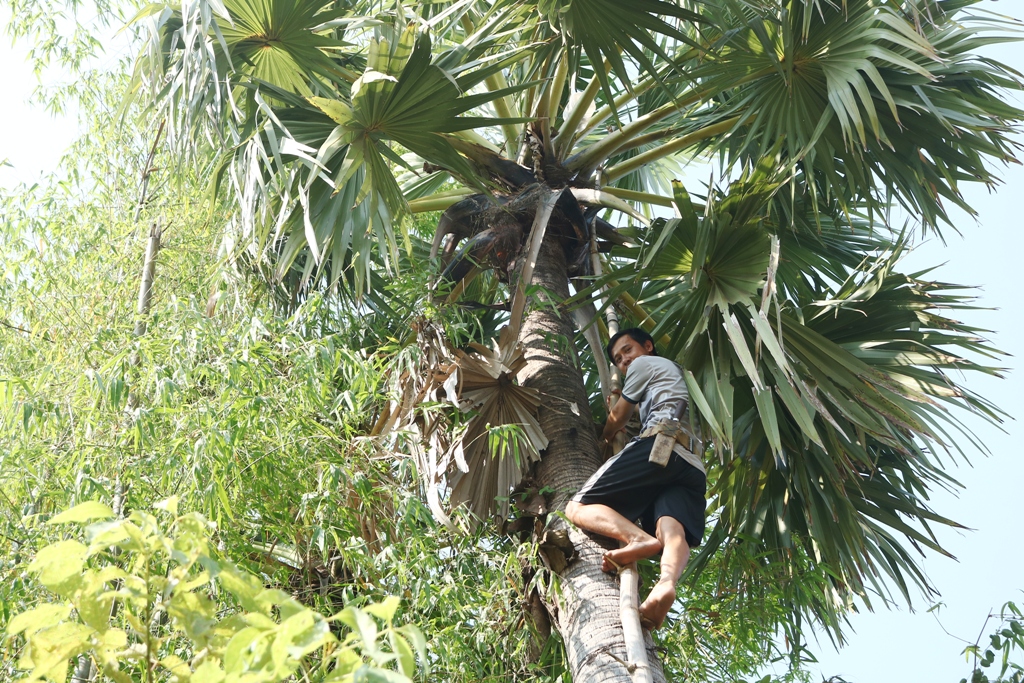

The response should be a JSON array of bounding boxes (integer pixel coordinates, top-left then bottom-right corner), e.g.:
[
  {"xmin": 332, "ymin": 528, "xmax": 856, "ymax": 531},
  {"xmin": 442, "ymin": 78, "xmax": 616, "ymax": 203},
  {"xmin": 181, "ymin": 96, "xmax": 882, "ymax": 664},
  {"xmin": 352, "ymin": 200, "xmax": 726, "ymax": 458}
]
[{"xmin": 610, "ymin": 335, "xmax": 654, "ymax": 375}]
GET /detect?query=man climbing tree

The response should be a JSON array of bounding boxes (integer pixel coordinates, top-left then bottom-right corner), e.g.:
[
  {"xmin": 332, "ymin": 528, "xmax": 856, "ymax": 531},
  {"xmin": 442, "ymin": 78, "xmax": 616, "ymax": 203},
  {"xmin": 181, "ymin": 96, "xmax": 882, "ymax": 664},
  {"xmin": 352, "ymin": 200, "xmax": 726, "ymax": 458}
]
[{"xmin": 568, "ymin": 328, "xmax": 706, "ymax": 630}]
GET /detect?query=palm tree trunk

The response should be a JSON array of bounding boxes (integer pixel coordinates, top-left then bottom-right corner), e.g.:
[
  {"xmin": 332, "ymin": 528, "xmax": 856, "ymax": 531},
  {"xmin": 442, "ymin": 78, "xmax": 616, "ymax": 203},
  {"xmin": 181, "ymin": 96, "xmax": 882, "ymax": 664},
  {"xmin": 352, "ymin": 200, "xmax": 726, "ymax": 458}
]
[{"xmin": 518, "ymin": 239, "xmax": 667, "ymax": 683}]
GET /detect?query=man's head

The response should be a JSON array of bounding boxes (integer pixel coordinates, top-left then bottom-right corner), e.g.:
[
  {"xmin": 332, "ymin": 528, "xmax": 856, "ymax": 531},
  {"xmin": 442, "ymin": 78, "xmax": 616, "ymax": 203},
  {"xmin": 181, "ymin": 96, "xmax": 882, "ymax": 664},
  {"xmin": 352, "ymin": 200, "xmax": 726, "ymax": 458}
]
[{"xmin": 606, "ymin": 327, "xmax": 658, "ymax": 375}]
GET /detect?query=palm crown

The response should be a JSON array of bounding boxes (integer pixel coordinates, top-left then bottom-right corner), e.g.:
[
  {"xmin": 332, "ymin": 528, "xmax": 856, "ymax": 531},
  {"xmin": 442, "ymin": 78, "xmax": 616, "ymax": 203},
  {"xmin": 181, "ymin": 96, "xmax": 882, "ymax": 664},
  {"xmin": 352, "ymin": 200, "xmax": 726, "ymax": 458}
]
[{"xmin": 133, "ymin": 0, "xmax": 1021, "ymax": 672}]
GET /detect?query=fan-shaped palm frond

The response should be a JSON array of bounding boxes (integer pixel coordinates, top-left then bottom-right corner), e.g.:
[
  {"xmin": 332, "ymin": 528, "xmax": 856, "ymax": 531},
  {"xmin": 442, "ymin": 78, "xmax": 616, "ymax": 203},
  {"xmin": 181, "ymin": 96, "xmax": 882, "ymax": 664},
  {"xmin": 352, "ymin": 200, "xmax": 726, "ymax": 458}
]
[
  {"xmin": 527, "ymin": 0, "xmax": 702, "ymax": 108},
  {"xmin": 685, "ymin": 0, "xmax": 1023, "ymax": 229},
  {"xmin": 447, "ymin": 325, "xmax": 548, "ymax": 521},
  {"xmin": 589, "ymin": 158, "xmax": 1006, "ymax": 619},
  {"xmin": 214, "ymin": 0, "xmax": 352, "ymax": 94},
  {"xmin": 129, "ymin": 0, "xmax": 356, "ymax": 150},
  {"xmin": 371, "ymin": 320, "xmax": 547, "ymax": 525},
  {"xmin": 208, "ymin": 21, "xmax": 536, "ymax": 297},
  {"xmin": 308, "ymin": 25, "xmax": 531, "ymax": 212}
]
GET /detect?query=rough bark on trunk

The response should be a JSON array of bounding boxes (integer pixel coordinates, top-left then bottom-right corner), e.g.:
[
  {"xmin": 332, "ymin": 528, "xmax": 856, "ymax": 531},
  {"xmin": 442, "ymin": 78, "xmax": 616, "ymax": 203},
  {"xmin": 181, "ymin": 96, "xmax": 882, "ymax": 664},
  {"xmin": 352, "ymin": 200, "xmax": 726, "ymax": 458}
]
[{"xmin": 518, "ymin": 240, "xmax": 666, "ymax": 683}]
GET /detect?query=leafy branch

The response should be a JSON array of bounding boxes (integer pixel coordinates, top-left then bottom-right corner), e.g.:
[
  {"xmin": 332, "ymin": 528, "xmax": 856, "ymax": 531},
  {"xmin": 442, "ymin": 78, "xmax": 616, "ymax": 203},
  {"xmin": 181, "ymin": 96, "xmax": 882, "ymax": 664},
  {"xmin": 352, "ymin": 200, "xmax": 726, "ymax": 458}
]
[
  {"xmin": 957, "ymin": 602, "xmax": 1024, "ymax": 683},
  {"xmin": 6, "ymin": 500, "xmax": 427, "ymax": 683}
]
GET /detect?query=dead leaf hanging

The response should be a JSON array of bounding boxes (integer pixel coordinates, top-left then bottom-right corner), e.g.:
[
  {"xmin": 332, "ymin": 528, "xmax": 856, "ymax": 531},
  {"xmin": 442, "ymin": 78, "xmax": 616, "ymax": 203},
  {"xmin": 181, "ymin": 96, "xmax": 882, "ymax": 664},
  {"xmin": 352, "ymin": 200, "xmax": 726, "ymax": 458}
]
[
  {"xmin": 448, "ymin": 325, "xmax": 549, "ymax": 521},
  {"xmin": 370, "ymin": 319, "xmax": 460, "ymax": 531}
]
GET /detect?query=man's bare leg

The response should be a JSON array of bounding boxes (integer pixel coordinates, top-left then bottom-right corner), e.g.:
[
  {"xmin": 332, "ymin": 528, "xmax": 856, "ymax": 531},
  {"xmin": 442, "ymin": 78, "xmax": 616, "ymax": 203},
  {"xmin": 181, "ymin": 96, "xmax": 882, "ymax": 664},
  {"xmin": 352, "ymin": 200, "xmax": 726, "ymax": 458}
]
[
  {"xmin": 565, "ymin": 501, "xmax": 663, "ymax": 572},
  {"xmin": 638, "ymin": 516, "xmax": 690, "ymax": 629}
]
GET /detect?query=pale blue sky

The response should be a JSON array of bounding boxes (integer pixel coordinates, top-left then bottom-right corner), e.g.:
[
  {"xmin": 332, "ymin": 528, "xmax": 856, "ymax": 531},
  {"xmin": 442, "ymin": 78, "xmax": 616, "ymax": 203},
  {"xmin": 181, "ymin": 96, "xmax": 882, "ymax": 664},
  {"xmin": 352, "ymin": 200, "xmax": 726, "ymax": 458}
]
[{"xmin": 1, "ymin": 3, "xmax": 1021, "ymax": 681}]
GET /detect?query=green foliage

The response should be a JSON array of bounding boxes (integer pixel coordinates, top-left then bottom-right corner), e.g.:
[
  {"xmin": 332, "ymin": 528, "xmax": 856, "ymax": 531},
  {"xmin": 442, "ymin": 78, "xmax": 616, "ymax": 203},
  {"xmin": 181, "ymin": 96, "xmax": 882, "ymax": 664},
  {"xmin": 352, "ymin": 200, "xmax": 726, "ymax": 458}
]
[
  {"xmin": 530, "ymin": 0, "xmax": 702, "ymax": 111},
  {"xmin": 5, "ymin": 0, "xmax": 1024, "ymax": 680},
  {"xmin": 640, "ymin": 543, "xmax": 819, "ymax": 683},
  {"xmin": 7, "ymin": 500, "xmax": 426, "ymax": 683},
  {"xmin": 580, "ymin": 158, "xmax": 1008, "ymax": 640},
  {"xmin": 3, "ymin": 0, "xmax": 126, "ymax": 109},
  {"xmin": 0, "ymin": 74, "xmax": 567, "ymax": 682},
  {"xmin": 959, "ymin": 602, "xmax": 1024, "ymax": 683},
  {"xmin": 692, "ymin": 0, "xmax": 1024, "ymax": 229},
  {"xmin": 0, "ymin": 197, "xmax": 546, "ymax": 682}
]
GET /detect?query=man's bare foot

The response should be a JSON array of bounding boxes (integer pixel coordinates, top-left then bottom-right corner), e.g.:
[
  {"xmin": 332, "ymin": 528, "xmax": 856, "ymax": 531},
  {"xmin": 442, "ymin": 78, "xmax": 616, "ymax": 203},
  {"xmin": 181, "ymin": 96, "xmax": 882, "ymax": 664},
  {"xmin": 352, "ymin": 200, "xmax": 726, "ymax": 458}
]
[
  {"xmin": 601, "ymin": 535, "xmax": 663, "ymax": 573},
  {"xmin": 638, "ymin": 579, "xmax": 676, "ymax": 629}
]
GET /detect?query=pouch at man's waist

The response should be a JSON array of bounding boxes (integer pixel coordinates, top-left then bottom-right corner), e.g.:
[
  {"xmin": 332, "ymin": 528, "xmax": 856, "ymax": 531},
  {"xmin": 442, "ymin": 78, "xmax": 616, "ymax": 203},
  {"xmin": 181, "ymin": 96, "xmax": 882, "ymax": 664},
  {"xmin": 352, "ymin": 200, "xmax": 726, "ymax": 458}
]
[{"xmin": 640, "ymin": 418, "xmax": 704, "ymax": 473}]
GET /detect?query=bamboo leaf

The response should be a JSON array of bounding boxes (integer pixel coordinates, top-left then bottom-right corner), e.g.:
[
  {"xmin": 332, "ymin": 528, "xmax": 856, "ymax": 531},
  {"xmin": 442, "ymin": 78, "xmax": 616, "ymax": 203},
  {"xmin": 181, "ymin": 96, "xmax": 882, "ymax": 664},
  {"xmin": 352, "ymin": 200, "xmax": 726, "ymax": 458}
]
[{"xmin": 48, "ymin": 501, "xmax": 115, "ymax": 525}]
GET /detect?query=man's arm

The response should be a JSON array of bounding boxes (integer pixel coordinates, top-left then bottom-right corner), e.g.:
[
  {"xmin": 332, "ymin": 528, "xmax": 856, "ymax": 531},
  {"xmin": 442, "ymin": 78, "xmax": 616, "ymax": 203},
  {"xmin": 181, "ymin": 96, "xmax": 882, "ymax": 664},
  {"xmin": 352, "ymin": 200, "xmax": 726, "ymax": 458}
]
[{"xmin": 601, "ymin": 395, "xmax": 635, "ymax": 443}]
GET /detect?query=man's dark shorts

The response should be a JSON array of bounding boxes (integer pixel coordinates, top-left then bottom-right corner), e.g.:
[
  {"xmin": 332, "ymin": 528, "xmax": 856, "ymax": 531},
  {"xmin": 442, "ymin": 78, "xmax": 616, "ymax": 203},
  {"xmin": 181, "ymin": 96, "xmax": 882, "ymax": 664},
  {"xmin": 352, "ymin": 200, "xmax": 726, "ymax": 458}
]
[{"xmin": 572, "ymin": 436, "xmax": 706, "ymax": 547}]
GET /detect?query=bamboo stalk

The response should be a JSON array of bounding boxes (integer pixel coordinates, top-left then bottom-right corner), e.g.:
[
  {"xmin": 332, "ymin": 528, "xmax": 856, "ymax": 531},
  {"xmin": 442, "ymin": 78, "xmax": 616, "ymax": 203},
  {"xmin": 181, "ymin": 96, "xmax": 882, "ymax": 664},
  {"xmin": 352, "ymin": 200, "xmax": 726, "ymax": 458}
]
[
  {"xmin": 134, "ymin": 219, "xmax": 163, "ymax": 337},
  {"xmin": 620, "ymin": 561, "xmax": 654, "ymax": 683},
  {"xmin": 83, "ymin": 139, "xmax": 165, "ymax": 683},
  {"xmin": 127, "ymin": 218, "xmax": 163, "ymax": 409},
  {"xmin": 126, "ymin": 217, "xmax": 163, "ymax": 416},
  {"xmin": 71, "ymin": 480, "xmax": 127, "ymax": 682},
  {"xmin": 133, "ymin": 120, "xmax": 165, "ymax": 223},
  {"xmin": 593, "ymin": 245, "xmax": 652, "ymax": 682}
]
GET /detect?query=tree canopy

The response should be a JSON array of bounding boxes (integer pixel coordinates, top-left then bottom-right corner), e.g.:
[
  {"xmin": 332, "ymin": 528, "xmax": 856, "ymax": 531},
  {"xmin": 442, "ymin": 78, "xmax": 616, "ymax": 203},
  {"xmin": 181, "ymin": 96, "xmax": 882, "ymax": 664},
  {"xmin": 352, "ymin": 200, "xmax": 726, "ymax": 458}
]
[{"xmin": 2, "ymin": 0, "xmax": 1023, "ymax": 681}]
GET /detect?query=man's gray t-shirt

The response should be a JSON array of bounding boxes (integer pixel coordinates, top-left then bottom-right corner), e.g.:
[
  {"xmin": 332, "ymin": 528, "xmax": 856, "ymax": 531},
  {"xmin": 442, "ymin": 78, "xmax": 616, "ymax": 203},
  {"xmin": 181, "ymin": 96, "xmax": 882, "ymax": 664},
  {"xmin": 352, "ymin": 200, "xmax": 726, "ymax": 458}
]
[
  {"xmin": 621, "ymin": 355, "xmax": 687, "ymax": 430},
  {"xmin": 620, "ymin": 355, "xmax": 704, "ymax": 473}
]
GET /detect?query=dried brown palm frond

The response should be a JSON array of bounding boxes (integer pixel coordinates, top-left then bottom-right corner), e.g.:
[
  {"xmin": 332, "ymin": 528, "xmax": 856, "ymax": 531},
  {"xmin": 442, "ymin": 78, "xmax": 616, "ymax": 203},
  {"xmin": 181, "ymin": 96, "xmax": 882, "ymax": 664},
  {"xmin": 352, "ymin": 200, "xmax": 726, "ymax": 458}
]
[
  {"xmin": 373, "ymin": 321, "xmax": 548, "ymax": 526},
  {"xmin": 446, "ymin": 325, "xmax": 548, "ymax": 522}
]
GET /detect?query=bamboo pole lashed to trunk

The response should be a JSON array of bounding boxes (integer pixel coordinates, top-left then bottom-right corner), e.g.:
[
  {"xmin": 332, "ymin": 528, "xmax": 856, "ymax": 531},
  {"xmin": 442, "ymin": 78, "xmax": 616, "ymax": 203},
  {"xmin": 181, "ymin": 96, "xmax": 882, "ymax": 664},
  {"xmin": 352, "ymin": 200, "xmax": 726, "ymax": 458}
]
[{"xmin": 620, "ymin": 564, "xmax": 654, "ymax": 683}]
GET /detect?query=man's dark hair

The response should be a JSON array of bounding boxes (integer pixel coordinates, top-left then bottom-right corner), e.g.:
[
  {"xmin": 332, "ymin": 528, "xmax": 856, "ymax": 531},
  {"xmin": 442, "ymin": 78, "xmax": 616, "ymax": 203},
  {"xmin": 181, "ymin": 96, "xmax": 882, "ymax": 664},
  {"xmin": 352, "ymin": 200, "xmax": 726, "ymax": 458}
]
[{"xmin": 606, "ymin": 327, "xmax": 659, "ymax": 363}]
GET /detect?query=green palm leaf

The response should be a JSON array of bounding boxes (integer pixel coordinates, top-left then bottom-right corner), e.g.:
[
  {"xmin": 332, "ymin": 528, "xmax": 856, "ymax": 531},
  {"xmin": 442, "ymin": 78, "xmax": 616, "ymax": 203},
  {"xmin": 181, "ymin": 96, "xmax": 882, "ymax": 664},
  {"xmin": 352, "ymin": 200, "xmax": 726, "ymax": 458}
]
[
  {"xmin": 129, "ymin": 0, "xmax": 1022, "ymax": 655},
  {"xmin": 215, "ymin": 0, "xmax": 350, "ymax": 94},
  {"xmin": 223, "ymin": 24, "xmax": 532, "ymax": 296},
  {"xmin": 590, "ymin": 159, "xmax": 1006, "ymax": 625},
  {"xmin": 528, "ymin": 0, "xmax": 702, "ymax": 103},
  {"xmin": 131, "ymin": 0, "xmax": 353, "ymax": 128},
  {"xmin": 688, "ymin": 0, "xmax": 1023, "ymax": 229}
]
